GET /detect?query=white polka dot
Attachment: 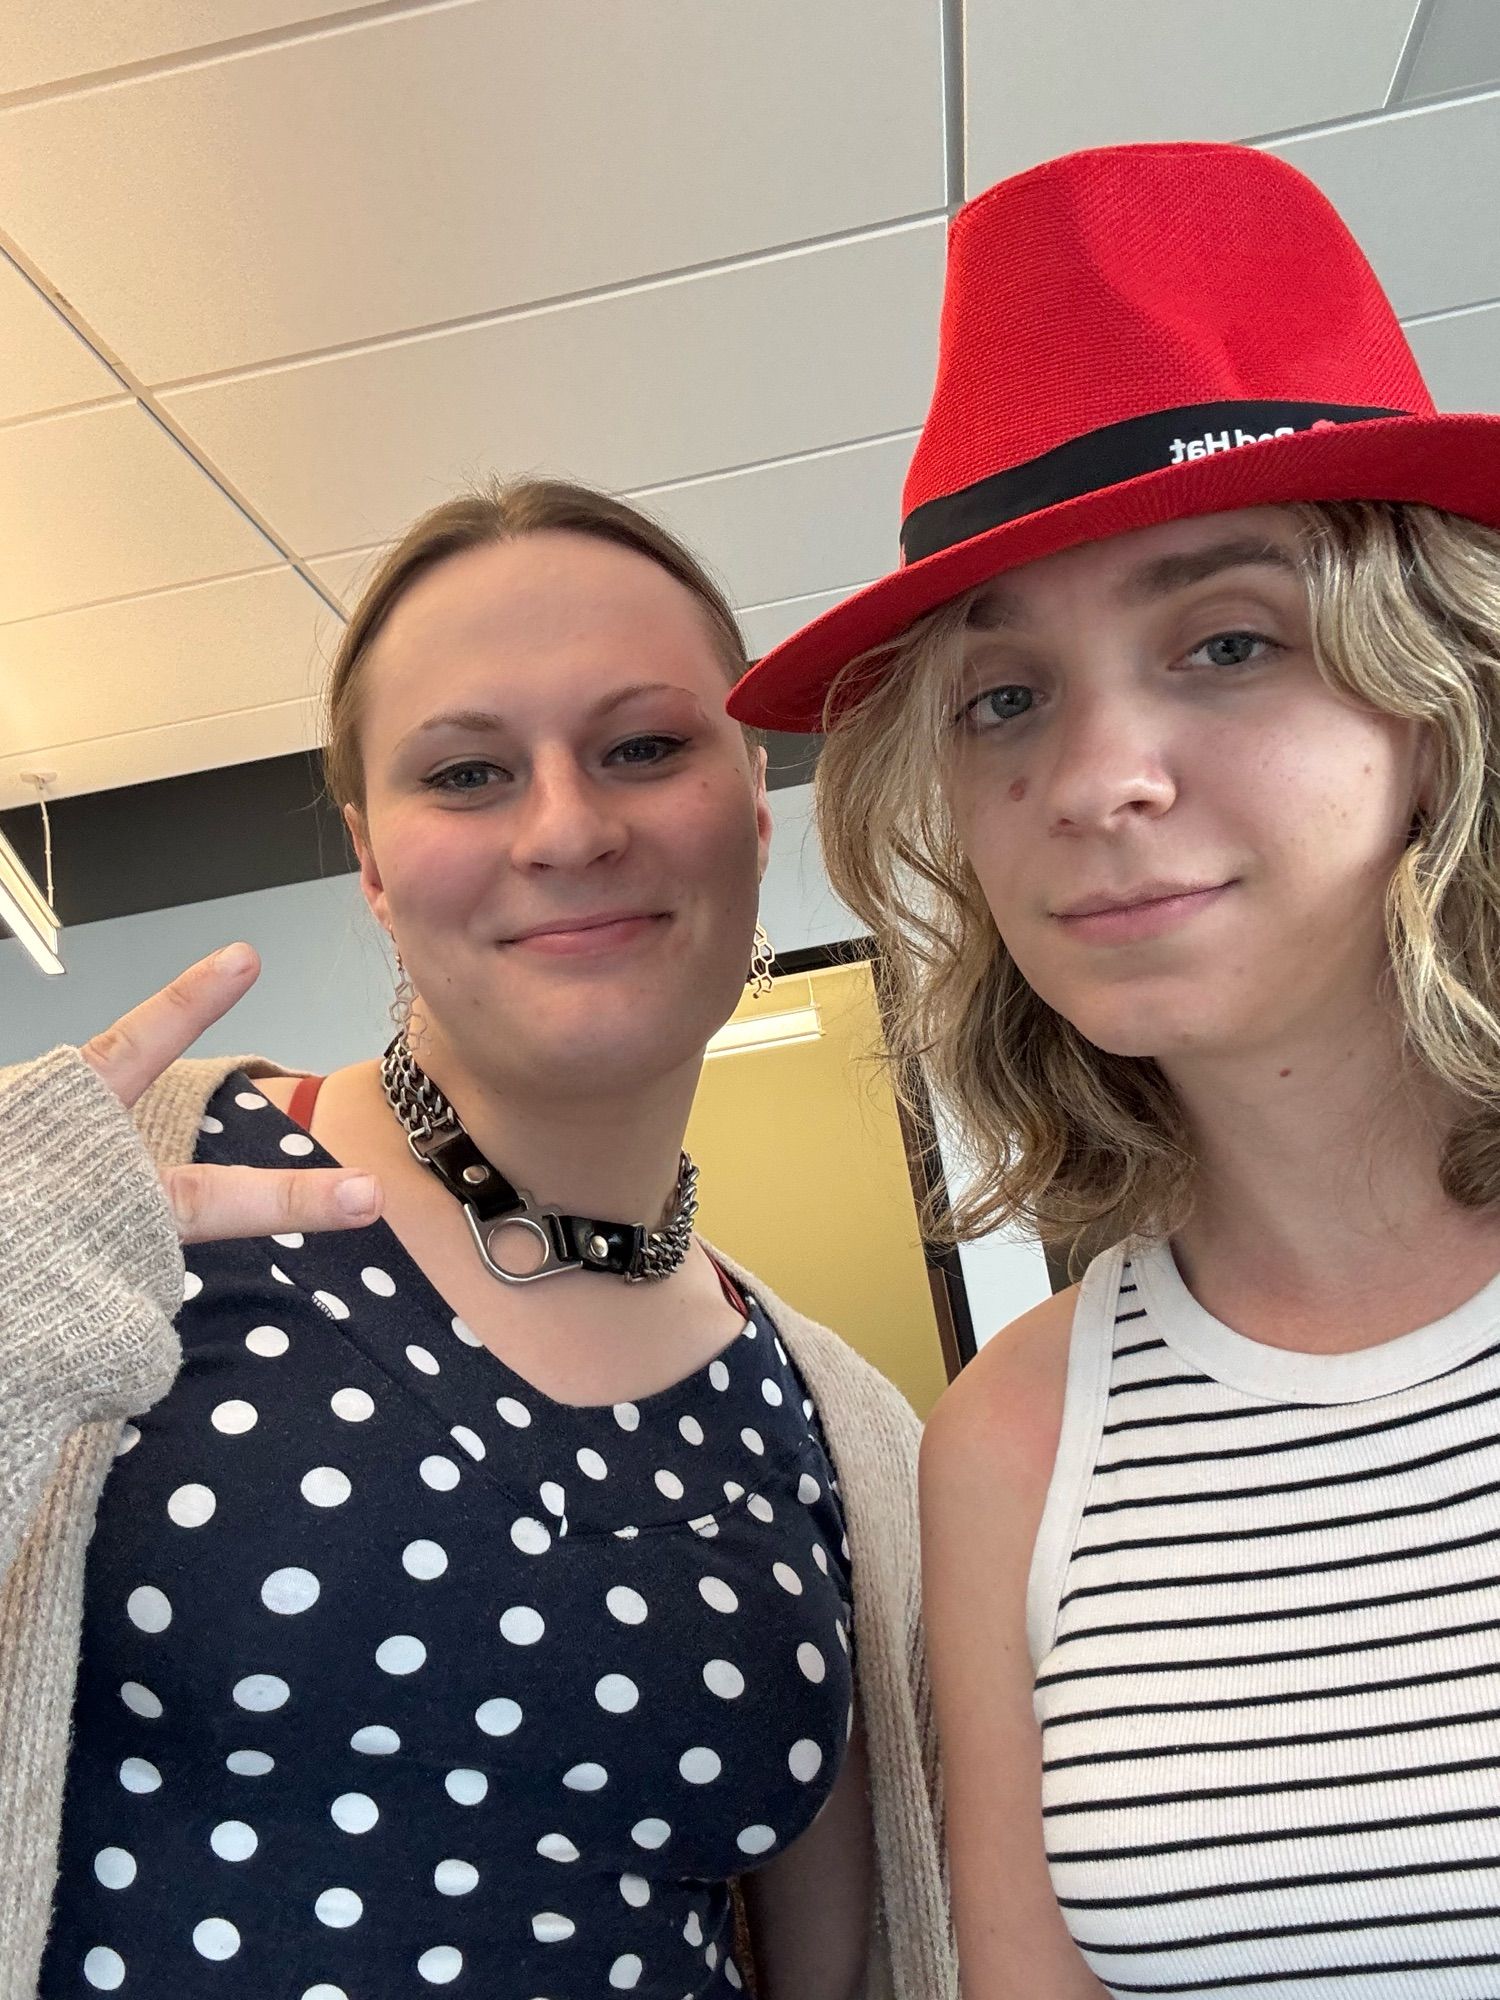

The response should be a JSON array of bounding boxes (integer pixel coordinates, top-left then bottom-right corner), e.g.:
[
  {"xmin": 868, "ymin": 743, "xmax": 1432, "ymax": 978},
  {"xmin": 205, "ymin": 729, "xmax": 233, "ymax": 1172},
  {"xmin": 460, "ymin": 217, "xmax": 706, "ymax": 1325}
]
[
  {"xmin": 812, "ymin": 1543, "xmax": 830, "ymax": 1574},
  {"xmin": 703, "ymin": 1659, "xmax": 744, "ymax": 1699},
  {"xmin": 233, "ymin": 1674, "xmax": 290, "ymax": 1712},
  {"xmin": 654, "ymin": 1468, "xmax": 685, "ymax": 1501},
  {"xmin": 727, "ymin": 1959, "xmax": 744, "ymax": 1990},
  {"xmin": 797, "ymin": 1642, "xmax": 826, "ymax": 1683},
  {"xmin": 420, "ymin": 1455, "xmax": 460, "ymax": 1491},
  {"xmin": 610, "ymin": 1954, "xmax": 644, "ymax": 1990},
  {"xmin": 613, "ymin": 1402, "xmax": 641, "ymax": 1432},
  {"xmin": 315, "ymin": 1887, "xmax": 362, "ymax": 1928},
  {"xmin": 226, "ymin": 1750, "xmax": 273, "ymax": 1776},
  {"xmin": 537, "ymin": 1832, "xmax": 580, "ymax": 1863},
  {"xmin": 761, "ymin": 1378, "xmax": 784, "ymax": 1407},
  {"xmin": 262, "ymin": 1566, "xmax": 320, "ymax": 1614},
  {"xmin": 200, "ymin": 1114, "xmax": 225, "ymax": 1135},
  {"xmin": 496, "ymin": 1396, "xmax": 531, "ymax": 1428},
  {"xmin": 475, "ymin": 1697, "xmax": 522, "ymax": 1736},
  {"xmin": 406, "ymin": 1344, "xmax": 439, "ymax": 1374},
  {"xmin": 271, "ymin": 1232, "xmax": 303, "ymax": 1248},
  {"xmin": 280, "ymin": 1132, "xmax": 315, "ymax": 1157},
  {"xmin": 631, "ymin": 1817, "xmax": 671, "ymax": 1850},
  {"xmin": 614, "ymin": 1525, "xmax": 639, "ymax": 1540},
  {"xmin": 126, "ymin": 1586, "xmax": 171, "ymax": 1633},
  {"xmin": 445, "ymin": 1768, "xmax": 487, "ymax": 1804},
  {"xmin": 450, "ymin": 1425, "xmax": 485, "ymax": 1461},
  {"xmin": 403, "ymin": 1538, "xmax": 449, "ymax": 1580},
  {"xmin": 499, "ymin": 1605, "xmax": 545, "ymax": 1645},
  {"xmin": 773, "ymin": 1562, "xmax": 802, "ymax": 1596},
  {"xmin": 537, "ymin": 1480, "xmax": 566, "ymax": 1519},
  {"xmin": 182, "ymin": 1270, "xmax": 203, "ymax": 1303},
  {"xmin": 698, "ymin": 1576, "xmax": 738, "ymax": 1614},
  {"xmin": 606, "ymin": 1586, "xmax": 648, "ymax": 1626},
  {"xmin": 533, "ymin": 1912, "xmax": 575, "ymax": 1943},
  {"xmin": 301, "ymin": 1988, "xmax": 348, "ymax": 2000},
  {"xmin": 351, "ymin": 1726, "xmax": 399, "ymax": 1755},
  {"xmin": 595, "ymin": 1674, "xmax": 638, "ymax": 1714},
  {"xmin": 747, "ymin": 1495, "xmax": 774, "ymax": 1524},
  {"xmin": 193, "ymin": 1917, "xmax": 240, "ymax": 1959},
  {"xmin": 511, "ymin": 1516, "xmax": 551, "ymax": 1555},
  {"xmin": 451, "ymin": 1314, "xmax": 480, "ymax": 1345},
  {"xmin": 83, "ymin": 1946, "xmax": 125, "ymax": 1989},
  {"xmin": 740, "ymin": 1427, "xmax": 765, "ymax": 1455},
  {"xmin": 620, "ymin": 1873, "xmax": 651, "ymax": 1907},
  {"xmin": 709, "ymin": 1360, "xmax": 730, "ymax": 1391},
  {"xmin": 789, "ymin": 1739, "xmax": 824, "ymax": 1782},
  {"xmin": 737, "ymin": 1824, "xmax": 776, "ymax": 1856},
  {"xmin": 115, "ymin": 1424, "xmax": 140, "ymax": 1456},
  {"xmin": 271, "ymin": 1264, "xmax": 293, "ymax": 1285},
  {"xmin": 120, "ymin": 1680, "xmax": 161, "ymax": 1719},
  {"xmin": 376, "ymin": 1634, "xmax": 426, "ymax": 1676},
  {"xmin": 690, "ymin": 1514, "xmax": 719, "ymax": 1537},
  {"xmin": 361, "ymin": 1265, "xmax": 395, "ymax": 1295},
  {"xmin": 301, "ymin": 1465, "xmax": 352, "ymax": 1507},
  {"xmin": 331, "ymin": 1387, "xmax": 374, "ymax": 1422},
  {"xmin": 330, "ymin": 1792, "xmax": 378, "ymax": 1834},
  {"xmin": 210, "ymin": 1820, "xmax": 258, "ymax": 1861},
  {"xmin": 563, "ymin": 1762, "xmax": 607, "ymax": 1792},
  {"xmin": 417, "ymin": 1947, "xmax": 463, "ymax": 1984},
  {"xmin": 313, "ymin": 1290, "xmax": 349, "ymax": 1320},
  {"xmin": 94, "ymin": 1847, "xmax": 136, "ymax": 1889},
  {"xmin": 798, "ymin": 1473, "xmax": 822, "ymax": 1505},
  {"xmin": 246, "ymin": 1325, "xmax": 290, "ymax": 1358},
  {"xmin": 212, "ymin": 1399, "xmax": 258, "ymax": 1436},
  {"xmin": 722, "ymin": 1480, "xmax": 745, "ymax": 1503},
  {"xmin": 679, "ymin": 1746, "xmax": 721, "ymax": 1784},
  {"xmin": 235, "ymin": 1090, "xmax": 267, "ymax": 1110},
  {"xmin": 434, "ymin": 1859, "xmax": 479, "ymax": 1896},
  {"xmin": 684, "ymin": 1912, "xmax": 705, "ymax": 1947},
  {"xmin": 679, "ymin": 1415, "xmax": 704, "ymax": 1446},
  {"xmin": 576, "ymin": 1447, "xmax": 608, "ymax": 1480}
]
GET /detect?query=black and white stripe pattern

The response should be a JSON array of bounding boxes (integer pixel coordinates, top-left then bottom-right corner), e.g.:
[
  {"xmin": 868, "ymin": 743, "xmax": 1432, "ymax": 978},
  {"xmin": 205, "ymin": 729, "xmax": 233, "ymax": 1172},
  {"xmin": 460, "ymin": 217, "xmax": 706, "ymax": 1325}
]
[{"xmin": 1029, "ymin": 1240, "xmax": 1500, "ymax": 1997}]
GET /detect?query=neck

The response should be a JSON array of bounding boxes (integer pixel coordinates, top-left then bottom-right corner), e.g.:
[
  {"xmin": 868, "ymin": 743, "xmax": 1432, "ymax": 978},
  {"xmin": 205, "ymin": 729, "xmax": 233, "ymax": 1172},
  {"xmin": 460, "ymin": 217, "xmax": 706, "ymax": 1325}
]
[
  {"xmin": 398, "ymin": 1024, "xmax": 700, "ymax": 1231},
  {"xmin": 1163, "ymin": 994, "xmax": 1499, "ymax": 1329}
]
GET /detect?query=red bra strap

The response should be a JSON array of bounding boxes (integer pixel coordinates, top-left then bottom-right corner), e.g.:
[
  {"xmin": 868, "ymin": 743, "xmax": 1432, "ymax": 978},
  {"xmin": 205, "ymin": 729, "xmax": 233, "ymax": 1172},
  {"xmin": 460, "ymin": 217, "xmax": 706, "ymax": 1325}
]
[
  {"xmin": 286, "ymin": 1074, "xmax": 325, "ymax": 1133},
  {"xmin": 708, "ymin": 1254, "xmax": 750, "ymax": 1318}
]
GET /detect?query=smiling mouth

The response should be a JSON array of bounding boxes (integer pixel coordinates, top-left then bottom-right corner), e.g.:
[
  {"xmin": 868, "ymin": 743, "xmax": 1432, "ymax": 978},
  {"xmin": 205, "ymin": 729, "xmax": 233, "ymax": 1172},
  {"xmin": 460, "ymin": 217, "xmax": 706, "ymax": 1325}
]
[
  {"xmin": 503, "ymin": 913, "xmax": 668, "ymax": 953},
  {"xmin": 1053, "ymin": 882, "xmax": 1232, "ymax": 940}
]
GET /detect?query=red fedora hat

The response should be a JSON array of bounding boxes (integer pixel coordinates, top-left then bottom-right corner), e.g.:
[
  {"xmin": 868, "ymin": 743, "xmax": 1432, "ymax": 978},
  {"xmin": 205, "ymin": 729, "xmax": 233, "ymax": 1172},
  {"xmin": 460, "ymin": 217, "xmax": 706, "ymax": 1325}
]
[{"xmin": 727, "ymin": 141, "xmax": 1500, "ymax": 734}]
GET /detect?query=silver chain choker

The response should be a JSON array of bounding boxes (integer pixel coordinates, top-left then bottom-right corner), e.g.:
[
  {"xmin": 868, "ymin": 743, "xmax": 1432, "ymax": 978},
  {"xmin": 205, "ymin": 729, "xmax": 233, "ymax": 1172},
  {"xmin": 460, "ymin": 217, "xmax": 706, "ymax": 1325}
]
[{"xmin": 380, "ymin": 1036, "xmax": 698, "ymax": 1285}]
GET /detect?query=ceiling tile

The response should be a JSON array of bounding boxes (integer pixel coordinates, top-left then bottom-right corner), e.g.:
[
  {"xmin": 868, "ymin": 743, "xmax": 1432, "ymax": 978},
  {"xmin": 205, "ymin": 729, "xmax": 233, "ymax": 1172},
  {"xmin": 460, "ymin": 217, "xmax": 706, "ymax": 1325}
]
[
  {"xmin": 161, "ymin": 222, "xmax": 946, "ymax": 556},
  {"xmin": 2, "ymin": 0, "xmax": 384, "ymax": 97},
  {"xmin": 1399, "ymin": 0, "xmax": 1500, "ymax": 102},
  {"xmin": 0, "ymin": 0, "xmax": 943, "ymax": 385},
  {"xmin": 965, "ymin": 0, "xmax": 1418, "ymax": 189},
  {"xmin": 635, "ymin": 433, "xmax": 916, "ymax": 614},
  {"xmin": 308, "ymin": 546, "xmax": 384, "ymax": 613},
  {"xmin": 740, "ymin": 587, "xmax": 873, "ymax": 662},
  {"xmin": 0, "ymin": 403, "xmax": 280, "ymax": 624},
  {"xmin": 1268, "ymin": 95, "xmax": 1500, "ymax": 319},
  {"xmin": 0, "ymin": 701, "xmax": 322, "ymax": 810},
  {"xmin": 0, "ymin": 249, "xmax": 122, "ymax": 423},
  {"xmin": 1406, "ymin": 303, "xmax": 1500, "ymax": 411}
]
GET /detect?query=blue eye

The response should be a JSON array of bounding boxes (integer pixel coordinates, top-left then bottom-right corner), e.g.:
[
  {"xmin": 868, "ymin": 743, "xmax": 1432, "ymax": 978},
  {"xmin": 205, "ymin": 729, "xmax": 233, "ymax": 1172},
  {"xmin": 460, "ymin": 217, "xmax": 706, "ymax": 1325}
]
[
  {"xmin": 1190, "ymin": 631, "xmax": 1275, "ymax": 669},
  {"xmin": 962, "ymin": 685, "xmax": 1034, "ymax": 730},
  {"xmin": 607, "ymin": 734, "xmax": 687, "ymax": 767},
  {"xmin": 428, "ymin": 762, "xmax": 501, "ymax": 793}
]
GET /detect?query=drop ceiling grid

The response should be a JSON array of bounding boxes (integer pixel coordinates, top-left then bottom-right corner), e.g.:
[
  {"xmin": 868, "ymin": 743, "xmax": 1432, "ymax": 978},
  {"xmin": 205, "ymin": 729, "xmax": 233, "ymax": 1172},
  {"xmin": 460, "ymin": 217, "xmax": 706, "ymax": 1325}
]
[{"xmin": 2, "ymin": 0, "xmax": 1500, "ymax": 811}]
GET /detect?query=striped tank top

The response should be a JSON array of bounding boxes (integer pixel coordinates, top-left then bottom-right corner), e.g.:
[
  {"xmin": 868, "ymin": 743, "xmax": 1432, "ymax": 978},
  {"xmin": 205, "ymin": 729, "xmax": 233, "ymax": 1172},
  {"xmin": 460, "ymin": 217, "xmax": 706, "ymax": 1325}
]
[{"xmin": 1028, "ymin": 1238, "xmax": 1500, "ymax": 1998}]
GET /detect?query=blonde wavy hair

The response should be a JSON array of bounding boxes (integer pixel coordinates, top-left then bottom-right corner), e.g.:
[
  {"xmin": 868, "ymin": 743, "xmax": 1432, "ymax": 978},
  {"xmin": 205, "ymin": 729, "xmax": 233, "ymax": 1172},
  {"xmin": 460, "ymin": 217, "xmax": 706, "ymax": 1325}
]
[{"xmin": 815, "ymin": 502, "xmax": 1500, "ymax": 1262}]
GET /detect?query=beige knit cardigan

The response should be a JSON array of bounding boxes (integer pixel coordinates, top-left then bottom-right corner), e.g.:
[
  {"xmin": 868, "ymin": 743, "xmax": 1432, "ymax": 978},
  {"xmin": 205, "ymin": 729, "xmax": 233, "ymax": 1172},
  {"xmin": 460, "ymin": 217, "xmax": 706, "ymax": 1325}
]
[{"xmin": 0, "ymin": 1045, "xmax": 955, "ymax": 1999}]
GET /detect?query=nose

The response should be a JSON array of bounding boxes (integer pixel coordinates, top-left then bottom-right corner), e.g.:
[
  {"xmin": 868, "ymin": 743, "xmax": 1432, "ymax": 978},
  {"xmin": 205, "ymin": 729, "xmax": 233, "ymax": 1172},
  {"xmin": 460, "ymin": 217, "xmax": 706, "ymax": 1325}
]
[
  {"xmin": 507, "ymin": 749, "xmax": 628, "ymax": 872},
  {"xmin": 1041, "ymin": 684, "xmax": 1176, "ymax": 835}
]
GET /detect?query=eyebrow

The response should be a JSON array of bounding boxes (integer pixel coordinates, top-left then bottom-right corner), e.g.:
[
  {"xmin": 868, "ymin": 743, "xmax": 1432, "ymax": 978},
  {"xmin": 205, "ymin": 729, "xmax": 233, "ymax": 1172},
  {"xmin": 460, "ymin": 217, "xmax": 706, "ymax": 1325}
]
[
  {"xmin": 400, "ymin": 681, "xmax": 700, "ymax": 748},
  {"xmin": 967, "ymin": 538, "xmax": 1298, "ymax": 631}
]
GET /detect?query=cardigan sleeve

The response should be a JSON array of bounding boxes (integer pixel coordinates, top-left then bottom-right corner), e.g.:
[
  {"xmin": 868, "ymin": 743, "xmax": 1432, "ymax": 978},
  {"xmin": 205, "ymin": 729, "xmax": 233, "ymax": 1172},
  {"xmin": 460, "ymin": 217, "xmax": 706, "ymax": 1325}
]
[{"xmin": 0, "ymin": 1047, "xmax": 184, "ymax": 1582}]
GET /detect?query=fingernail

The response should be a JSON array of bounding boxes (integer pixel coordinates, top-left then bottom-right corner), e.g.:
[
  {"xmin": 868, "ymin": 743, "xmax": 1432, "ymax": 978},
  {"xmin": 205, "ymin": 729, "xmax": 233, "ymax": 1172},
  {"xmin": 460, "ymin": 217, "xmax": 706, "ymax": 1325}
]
[
  {"xmin": 213, "ymin": 943, "xmax": 255, "ymax": 976},
  {"xmin": 336, "ymin": 1175, "xmax": 379, "ymax": 1218}
]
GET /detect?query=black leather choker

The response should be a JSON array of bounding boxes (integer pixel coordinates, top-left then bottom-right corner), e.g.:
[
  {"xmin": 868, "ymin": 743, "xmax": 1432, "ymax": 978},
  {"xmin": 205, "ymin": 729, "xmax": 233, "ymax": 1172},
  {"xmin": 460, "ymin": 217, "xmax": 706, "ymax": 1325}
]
[{"xmin": 380, "ymin": 1037, "xmax": 698, "ymax": 1285}]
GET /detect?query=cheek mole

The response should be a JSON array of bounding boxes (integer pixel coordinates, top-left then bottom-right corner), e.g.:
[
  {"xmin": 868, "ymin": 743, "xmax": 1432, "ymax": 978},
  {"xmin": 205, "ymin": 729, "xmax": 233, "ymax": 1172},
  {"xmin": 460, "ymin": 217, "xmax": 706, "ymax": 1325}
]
[{"xmin": 1008, "ymin": 778, "xmax": 1029, "ymax": 803}]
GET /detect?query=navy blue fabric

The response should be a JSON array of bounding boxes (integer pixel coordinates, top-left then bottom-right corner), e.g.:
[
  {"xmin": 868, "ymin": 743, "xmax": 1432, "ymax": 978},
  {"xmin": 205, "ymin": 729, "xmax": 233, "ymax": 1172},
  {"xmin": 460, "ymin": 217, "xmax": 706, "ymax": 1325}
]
[{"xmin": 43, "ymin": 1075, "xmax": 853, "ymax": 1998}]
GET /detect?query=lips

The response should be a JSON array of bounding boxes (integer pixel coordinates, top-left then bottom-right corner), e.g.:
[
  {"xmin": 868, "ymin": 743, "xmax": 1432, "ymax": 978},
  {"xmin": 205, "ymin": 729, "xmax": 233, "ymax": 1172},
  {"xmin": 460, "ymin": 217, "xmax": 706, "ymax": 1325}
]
[
  {"xmin": 1052, "ymin": 880, "xmax": 1232, "ymax": 944},
  {"xmin": 1055, "ymin": 881, "xmax": 1227, "ymax": 919},
  {"xmin": 505, "ymin": 910, "xmax": 663, "ymax": 944}
]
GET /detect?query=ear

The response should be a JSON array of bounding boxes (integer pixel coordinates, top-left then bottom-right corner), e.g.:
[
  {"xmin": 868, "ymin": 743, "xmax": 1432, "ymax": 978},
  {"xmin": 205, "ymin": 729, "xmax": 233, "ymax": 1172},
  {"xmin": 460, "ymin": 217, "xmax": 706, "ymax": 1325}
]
[
  {"xmin": 751, "ymin": 743, "xmax": 773, "ymax": 884},
  {"xmin": 345, "ymin": 803, "xmax": 391, "ymax": 933}
]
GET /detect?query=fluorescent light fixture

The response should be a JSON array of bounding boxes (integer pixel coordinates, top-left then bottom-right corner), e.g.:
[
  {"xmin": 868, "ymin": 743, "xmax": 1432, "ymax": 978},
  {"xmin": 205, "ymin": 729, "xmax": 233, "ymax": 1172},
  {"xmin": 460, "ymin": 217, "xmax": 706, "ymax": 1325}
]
[
  {"xmin": 0, "ymin": 825, "xmax": 63, "ymax": 976},
  {"xmin": 705, "ymin": 1004, "xmax": 821, "ymax": 1059}
]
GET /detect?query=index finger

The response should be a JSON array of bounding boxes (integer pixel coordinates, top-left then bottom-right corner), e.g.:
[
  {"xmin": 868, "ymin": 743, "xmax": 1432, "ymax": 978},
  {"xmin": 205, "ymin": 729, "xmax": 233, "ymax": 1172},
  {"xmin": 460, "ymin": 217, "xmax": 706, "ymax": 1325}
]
[{"xmin": 80, "ymin": 943, "xmax": 262, "ymax": 1110}]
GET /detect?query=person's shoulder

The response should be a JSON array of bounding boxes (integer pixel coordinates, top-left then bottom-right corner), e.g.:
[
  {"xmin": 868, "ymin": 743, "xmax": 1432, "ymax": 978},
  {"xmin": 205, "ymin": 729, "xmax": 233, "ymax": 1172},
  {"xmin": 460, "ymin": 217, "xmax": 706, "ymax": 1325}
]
[{"xmin": 922, "ymin": 1282, "xmax": 1080, "ymax": 1514}]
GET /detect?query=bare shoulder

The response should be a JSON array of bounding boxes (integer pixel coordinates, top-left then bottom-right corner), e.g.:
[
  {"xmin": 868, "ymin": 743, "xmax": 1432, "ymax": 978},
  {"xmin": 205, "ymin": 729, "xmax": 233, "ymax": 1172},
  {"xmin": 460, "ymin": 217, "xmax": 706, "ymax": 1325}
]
[
  {"xmin": 922, "ymin": 1281, "xmax": 1079, "ymax": 1515},
  {"xmin": 256, "ymin": 1076, "xmax": 299, "ymax": 1112}
]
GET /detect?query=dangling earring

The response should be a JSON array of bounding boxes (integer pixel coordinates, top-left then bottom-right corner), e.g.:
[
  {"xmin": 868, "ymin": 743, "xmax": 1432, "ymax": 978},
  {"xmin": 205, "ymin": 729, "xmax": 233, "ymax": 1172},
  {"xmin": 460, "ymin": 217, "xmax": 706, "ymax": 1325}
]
[
  {"xmin": 390, "ymin": 944, "xmax": 415, "ymax": 1036},
  {"xmin": 747, "ymin": 921, "xmax": 775, "ymax": 998}
]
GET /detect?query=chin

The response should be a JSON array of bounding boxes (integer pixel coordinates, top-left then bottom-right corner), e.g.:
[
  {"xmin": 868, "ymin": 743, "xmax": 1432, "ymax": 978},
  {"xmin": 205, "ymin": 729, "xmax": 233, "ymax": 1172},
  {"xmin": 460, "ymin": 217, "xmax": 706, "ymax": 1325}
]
[{"xmin": 1060, "ymin": 989, "xmax": 1241, "ymax": 1064}]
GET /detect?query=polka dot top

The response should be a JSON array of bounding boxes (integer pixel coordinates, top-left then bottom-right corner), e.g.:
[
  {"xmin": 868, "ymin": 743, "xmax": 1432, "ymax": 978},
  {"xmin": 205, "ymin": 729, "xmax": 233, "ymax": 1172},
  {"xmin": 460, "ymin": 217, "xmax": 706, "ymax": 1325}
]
[{"xmin": 41, "ymin": 1074, "xmax": 854, "ymax": 1999}]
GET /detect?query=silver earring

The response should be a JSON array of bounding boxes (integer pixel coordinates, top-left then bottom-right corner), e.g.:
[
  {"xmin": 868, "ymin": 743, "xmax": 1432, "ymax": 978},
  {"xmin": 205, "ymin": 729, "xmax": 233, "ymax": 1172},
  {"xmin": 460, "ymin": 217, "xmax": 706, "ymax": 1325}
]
[
  {"xmin": 747, "ymin": 921, "xmax": 775, "ymax": 998},
  {"xmin": 390, "ymin": 945, "xmax": 415, "ymax": 1034}
]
